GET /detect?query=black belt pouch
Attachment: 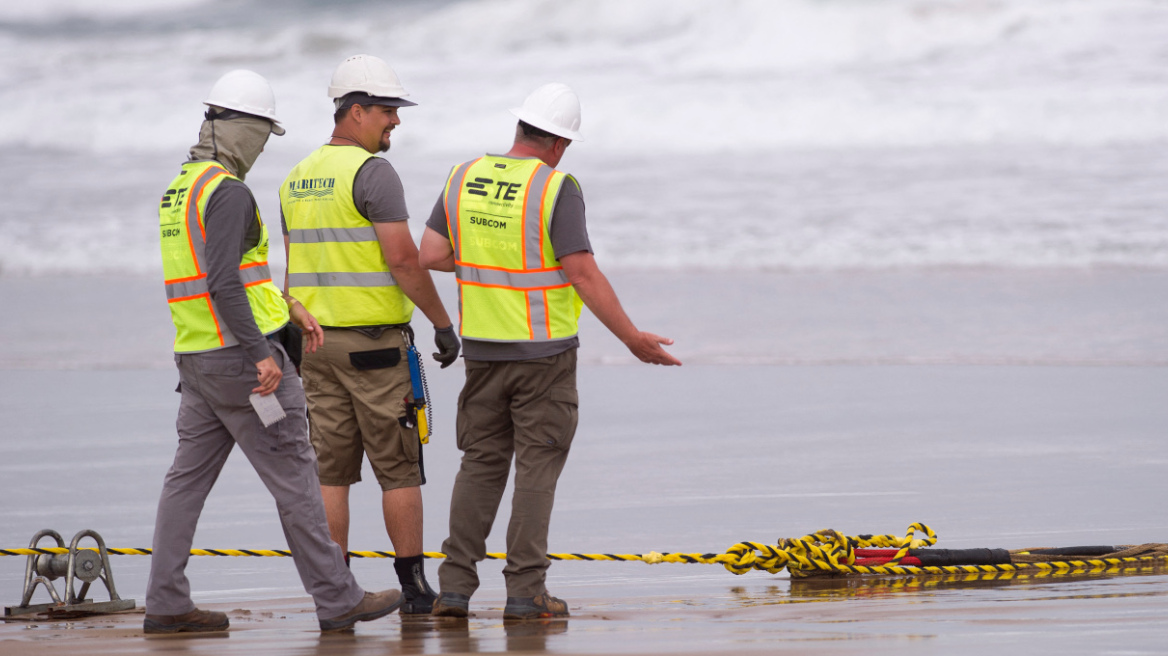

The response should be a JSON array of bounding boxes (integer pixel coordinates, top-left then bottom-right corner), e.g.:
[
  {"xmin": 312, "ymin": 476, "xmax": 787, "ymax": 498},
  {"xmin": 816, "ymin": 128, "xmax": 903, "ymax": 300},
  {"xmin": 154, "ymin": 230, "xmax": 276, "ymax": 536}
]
[
  {"xmin": 349, "ymin": 348, "xmax": 401, "ymax": 371},
  {"xmin": 274, "ymin": 323, "xmax": 304, "ymax": 370}
]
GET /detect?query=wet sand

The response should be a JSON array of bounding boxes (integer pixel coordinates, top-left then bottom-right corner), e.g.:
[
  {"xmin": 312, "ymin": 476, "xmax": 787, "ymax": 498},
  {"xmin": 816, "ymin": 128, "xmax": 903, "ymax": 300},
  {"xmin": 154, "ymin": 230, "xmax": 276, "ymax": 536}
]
[
  {"xmin": 4, "ymin": 567, "xmax": 1168, "ymax": 655},
  {"xmin": 2, "ymin": 270, "xmax": 1167, "ymax": 653}
]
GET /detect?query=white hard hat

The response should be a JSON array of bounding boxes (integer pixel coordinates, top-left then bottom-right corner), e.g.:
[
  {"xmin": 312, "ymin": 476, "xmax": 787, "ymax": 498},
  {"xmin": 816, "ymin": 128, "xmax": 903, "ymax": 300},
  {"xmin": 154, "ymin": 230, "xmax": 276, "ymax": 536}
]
[
  {"xmin": 203, "ymin": 69, "xmax": 285, "ymax": 135},
  {"xmin": 510, "ymin": 83, "xmax": 583, "ymax": 142},
  {"xmin": 328, "ymin": 54, "xmax": 414, "ymax": 105}
]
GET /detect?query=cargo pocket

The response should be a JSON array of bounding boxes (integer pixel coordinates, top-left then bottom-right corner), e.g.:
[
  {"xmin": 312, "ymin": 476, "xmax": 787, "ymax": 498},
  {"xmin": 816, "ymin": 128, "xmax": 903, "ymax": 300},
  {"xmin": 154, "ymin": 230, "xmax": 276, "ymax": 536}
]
[
  {"xmin": 260, "ymin": 400, "xmax": 307, "ymax": 459},
  {"xmin": 544, "ymin": 387, "xmax": 579, "ymax": 451},
  {"xmin": 397, "ymin": 410, "xmax": 421, "ymax": 463},
  {"xmin": 198, "ymin": 354, "xmax": 244, "ymax": 377},
  {"xmin": 455, "ymin": 385, "xmax": 473, "ymax": 451},
  {"xmin": 455, "ymin": 361, "xmax": 492, "ymax": 452},
  {"xmin": 198, "ymin": 352, "xmax": 248, "ymax": 407},
  {"xmin": 349, "ymin": 347, "xmax": 401, "ymax": 371}
]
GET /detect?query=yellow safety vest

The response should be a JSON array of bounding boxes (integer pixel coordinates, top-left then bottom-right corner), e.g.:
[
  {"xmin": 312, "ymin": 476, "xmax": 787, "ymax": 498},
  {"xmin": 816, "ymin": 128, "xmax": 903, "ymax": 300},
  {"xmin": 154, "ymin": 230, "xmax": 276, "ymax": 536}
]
[
  {"xmin": 280, "ymin": 145, "xmax": 415, "ymax": 327},
  {"xmin": 159, "ymin": 161, "xmax": 289, "ymax": 354},
  {"xmin": 443, "ymin": 155, "xmax": 583, "ymax": 342}
]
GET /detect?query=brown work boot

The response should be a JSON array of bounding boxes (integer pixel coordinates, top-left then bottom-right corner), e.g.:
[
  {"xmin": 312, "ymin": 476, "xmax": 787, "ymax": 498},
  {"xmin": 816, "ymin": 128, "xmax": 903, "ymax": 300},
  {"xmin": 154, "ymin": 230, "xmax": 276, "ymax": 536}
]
[
  {"xmin": 431, "ymin": 591, "xmax": 470, "ymax": 618},
  {"xmin": 503, "ymin": 593, "xmax": 569, "ymax": 620},
  {"xmin": 143, "ymin": 608, "xmax": 229, "ymax": 634},
  {"xmin": 319, "ymin": 589, "xmax": 403, "ymax": 632}
]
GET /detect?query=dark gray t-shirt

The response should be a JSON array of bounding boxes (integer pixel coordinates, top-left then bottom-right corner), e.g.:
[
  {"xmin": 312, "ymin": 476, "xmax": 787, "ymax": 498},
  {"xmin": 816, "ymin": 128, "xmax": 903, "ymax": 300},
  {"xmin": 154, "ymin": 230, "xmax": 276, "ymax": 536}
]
[
  {"xmin": 204, "ymin": 178, "xmax": 275, "ymax": 364},
  {"xmin": 426, "ymin": 158, "xmax": 591, "ymax": 361},
  {"xmin": 351, "ymin": 155, "xmax": 410, "ymax": 222}
]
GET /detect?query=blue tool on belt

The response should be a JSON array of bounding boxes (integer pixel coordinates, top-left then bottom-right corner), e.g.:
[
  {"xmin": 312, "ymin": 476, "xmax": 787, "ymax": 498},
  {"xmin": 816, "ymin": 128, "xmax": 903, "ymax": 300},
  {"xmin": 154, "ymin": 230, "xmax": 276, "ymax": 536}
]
[{"xmin": 406, "ymin": 343, "xmax": 431, "ymax": 444}]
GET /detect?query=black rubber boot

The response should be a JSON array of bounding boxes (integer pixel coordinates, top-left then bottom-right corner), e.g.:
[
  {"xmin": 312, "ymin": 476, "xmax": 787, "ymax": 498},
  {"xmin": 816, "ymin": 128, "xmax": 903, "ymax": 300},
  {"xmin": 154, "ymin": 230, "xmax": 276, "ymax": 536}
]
[{"xmin": 394, "ymin": 555, "xmax": 438, "ymax": 615}]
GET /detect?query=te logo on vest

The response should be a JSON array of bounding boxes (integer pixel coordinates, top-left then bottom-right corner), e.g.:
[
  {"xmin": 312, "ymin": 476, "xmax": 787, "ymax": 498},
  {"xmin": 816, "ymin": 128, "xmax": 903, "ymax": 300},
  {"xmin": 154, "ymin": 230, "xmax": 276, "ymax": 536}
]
[
  {"xmin": 161, "ymin": 187, "xmax": 189, "ymax": 209},
  {"xmin": 466, "ymin": 177, "xmax": 522, "ymax": 201}
]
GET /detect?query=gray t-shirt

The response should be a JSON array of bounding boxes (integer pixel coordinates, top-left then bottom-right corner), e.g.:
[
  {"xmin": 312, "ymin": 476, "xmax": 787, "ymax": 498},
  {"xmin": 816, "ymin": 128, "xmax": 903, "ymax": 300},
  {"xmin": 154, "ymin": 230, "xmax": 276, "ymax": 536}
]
[
  {"xmin": 351, "ymin": 156, "xmax": 410, "ymax": 223},
  {"xmin": 426, "ymin": 158, "xmax": 592, "ymax": 362},
  {"xmin": 204, "ymin": 178, "xmax": 276, "ymax": 364}
]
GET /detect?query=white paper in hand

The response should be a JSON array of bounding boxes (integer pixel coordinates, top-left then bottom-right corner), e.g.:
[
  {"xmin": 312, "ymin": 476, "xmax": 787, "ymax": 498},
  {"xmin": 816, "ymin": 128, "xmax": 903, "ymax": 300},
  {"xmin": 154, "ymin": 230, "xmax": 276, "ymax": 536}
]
[{"xmin": 249, "ymin": 392, "xmax": 287, "ymax": 427}]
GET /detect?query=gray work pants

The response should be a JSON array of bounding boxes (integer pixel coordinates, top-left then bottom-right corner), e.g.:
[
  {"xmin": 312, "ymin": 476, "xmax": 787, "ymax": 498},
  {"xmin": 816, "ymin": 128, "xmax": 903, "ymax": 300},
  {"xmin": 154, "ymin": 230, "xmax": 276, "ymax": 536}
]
[
  {"xmin": 438, "ymin": 349, "xmax": 579, "ymax": 598},
  {"xmin": 146, "ymin": 342, "xmax": 364, "ymax": 619}
]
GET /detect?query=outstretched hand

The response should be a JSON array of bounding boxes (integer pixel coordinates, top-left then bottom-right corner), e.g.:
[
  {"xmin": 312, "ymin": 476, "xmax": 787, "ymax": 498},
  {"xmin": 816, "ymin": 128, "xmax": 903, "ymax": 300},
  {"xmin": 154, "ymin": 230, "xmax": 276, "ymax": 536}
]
[{"xmin": 624, "ymin": 332, "xmax": 682, "ymax": 366}]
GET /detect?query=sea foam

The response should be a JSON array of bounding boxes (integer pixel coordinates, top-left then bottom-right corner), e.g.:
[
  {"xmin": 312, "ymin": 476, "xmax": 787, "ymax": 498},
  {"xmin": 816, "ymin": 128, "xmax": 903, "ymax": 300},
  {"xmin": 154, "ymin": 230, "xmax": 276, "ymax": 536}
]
[
  {"xmin": 2, "ymin": 0, "xmax": 1167, "ymax": 275},
  {"xmin": 1, "ymin": 0, "xmax": 1166, "ymax": 153}
]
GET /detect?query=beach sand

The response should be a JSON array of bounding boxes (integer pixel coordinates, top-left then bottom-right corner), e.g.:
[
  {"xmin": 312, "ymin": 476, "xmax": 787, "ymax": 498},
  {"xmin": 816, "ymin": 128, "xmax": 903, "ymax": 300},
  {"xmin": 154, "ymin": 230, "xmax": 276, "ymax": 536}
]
[
  {"xmin": 4, "ymin": 567, "xmax": 1168, "ymax": 655},
  {"xmin": 2, "ymin": 270, "xmax": 1167, "ymax": 653}
]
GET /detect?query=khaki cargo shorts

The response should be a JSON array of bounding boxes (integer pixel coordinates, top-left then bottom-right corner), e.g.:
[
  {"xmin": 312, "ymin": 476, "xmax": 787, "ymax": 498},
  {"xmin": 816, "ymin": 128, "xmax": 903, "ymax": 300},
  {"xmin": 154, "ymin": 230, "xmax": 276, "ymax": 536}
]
[{"xmin": 300, "ymin": 327, "xmax": 422, "ymax": 490}]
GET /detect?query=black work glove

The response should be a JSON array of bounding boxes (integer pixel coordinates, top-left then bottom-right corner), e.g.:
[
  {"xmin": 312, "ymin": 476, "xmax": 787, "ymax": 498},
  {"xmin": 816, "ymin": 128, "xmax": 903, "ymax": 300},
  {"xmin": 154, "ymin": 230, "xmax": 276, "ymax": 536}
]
[{"xmin": 433, "ymin": 325, "xmax": 461, "ymax": 368}]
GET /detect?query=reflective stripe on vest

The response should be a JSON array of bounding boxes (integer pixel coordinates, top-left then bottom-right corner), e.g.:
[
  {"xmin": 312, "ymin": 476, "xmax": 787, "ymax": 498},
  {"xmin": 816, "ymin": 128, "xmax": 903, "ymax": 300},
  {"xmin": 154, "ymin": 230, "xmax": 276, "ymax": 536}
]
[
  {"xmin": 159, "ymin": 161, "xmax": 289, "ymax": 354},
  {"xmin": 443, "ymin": 155, "xmax": 581, "ymax": 343},
  {"xmin": 453, "ymin": 265, "xmax": 568, "ymax": 289},
  {"xmin": 281, "ymin": 145, "xmax": 414, "ymax": 327},
  {"xmin": 165, "ymin": 262, "xmax": 275, "ymax": 301},
  {"xmin": 286, "ymin": 271, "xmax": 397, "ymax": 287},
  {"xmin": 288, "ymin": 226, "xmax": 378, "ymax": 244}
]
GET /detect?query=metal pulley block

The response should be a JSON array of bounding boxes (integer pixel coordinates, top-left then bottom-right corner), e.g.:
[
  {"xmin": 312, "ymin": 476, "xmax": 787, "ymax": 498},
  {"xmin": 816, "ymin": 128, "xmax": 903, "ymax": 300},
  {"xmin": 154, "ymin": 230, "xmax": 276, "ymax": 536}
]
[
  {"xmin": 4, "ymin": 529, "xmax": 135, "ymax": 617},
  {"xmin": 36, "ymin": 547, "xmax": 102, "ymax": 582}
]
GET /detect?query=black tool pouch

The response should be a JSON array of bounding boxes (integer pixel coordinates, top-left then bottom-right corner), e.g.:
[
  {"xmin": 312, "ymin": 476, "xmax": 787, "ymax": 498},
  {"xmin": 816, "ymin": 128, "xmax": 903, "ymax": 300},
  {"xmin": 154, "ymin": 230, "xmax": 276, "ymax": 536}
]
[
  {"xmin": 275, "ymin": 323, "xmax": 304, "ymax": 371},
  {"xmin": 349, "ymin": 347, "xmax": 401, "ymax": 371}
]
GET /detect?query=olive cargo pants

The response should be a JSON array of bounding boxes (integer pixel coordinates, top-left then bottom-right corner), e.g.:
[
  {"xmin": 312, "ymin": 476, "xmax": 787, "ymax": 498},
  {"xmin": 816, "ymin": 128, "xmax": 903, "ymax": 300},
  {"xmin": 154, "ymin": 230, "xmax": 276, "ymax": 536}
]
[
  {"xmin": 146, "ymin": 342, "xmax": 364, "ymax": 620},
  {"xmin": 438, "ymin": 349, "xmax": 579, "ymax": 598}
]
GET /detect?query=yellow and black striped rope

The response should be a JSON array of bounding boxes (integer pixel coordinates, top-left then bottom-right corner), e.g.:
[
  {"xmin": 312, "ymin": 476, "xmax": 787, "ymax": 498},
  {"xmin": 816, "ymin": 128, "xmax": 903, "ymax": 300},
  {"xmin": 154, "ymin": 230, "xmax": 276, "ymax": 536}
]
[
  {"xmin": 4, "ymin": 523, "xmax": 1165, "ymax": 579},
  {"xmin": 785, "ymin": 554, "xmax": 1168, "ymax": 578}
]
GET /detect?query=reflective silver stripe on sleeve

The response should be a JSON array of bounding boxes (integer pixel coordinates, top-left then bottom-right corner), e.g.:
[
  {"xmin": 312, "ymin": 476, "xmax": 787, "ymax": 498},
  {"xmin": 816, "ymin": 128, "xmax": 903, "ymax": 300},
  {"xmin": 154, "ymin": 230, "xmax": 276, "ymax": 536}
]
[
  {"xmin": 454, "ymin": 265, "xmax": 568, "ymax": 289},
  {"xmin": 445, "ymin": 161, "xmax": 475, "ymax": 258},
  {"xmin": 527, "ymin": 289, "xmax": 549, "ymax": 341},
  {"xmin": 524, "ymin": 165, "xmax": 553, "ymax": 270},
  {"xmin": 288, "ymin": 227, "xmax": 377, "ymax": 244},
  {"xmin": 287, "ymin": 271, "xmax": 398, "ymax": 288}
]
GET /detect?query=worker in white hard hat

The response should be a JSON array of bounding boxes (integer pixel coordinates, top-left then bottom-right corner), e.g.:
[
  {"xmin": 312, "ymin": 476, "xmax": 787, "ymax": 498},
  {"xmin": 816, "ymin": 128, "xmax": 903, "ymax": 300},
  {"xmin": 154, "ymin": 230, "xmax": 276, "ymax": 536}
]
[
  {"xmin": 419, "ymin": 83, "xmax": 681, "ymax": 619},
  {"xmin": 279, "ymin": 54, "xmax": 459, "ymax": 615},
  {"xmin": 147, "ymin": 69, "xmax": 404, "ymax": 634}
]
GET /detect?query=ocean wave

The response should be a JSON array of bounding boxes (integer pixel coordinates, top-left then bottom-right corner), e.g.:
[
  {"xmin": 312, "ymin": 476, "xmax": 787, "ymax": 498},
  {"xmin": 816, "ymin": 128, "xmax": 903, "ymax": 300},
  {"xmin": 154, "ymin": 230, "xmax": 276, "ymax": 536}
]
[
  {"xmin": 3, "ymin": 1, "xmax": 1168, "ymax": 275},
  {"xmin": 0, "ymin": 0, "xmax": 1166, "ymax": 152}
]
